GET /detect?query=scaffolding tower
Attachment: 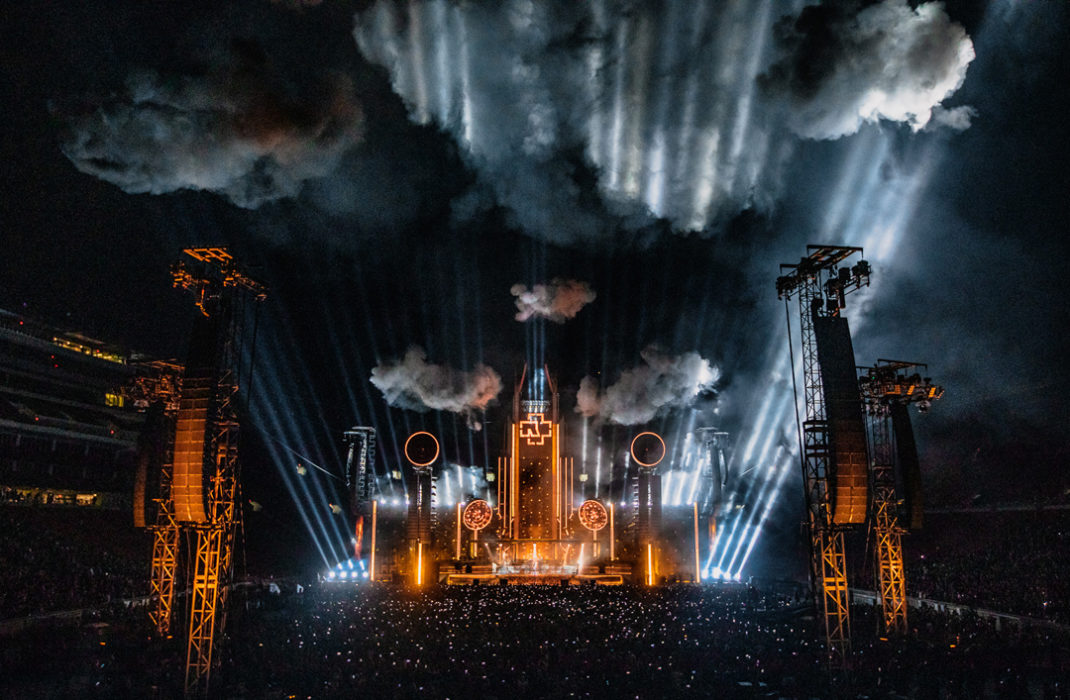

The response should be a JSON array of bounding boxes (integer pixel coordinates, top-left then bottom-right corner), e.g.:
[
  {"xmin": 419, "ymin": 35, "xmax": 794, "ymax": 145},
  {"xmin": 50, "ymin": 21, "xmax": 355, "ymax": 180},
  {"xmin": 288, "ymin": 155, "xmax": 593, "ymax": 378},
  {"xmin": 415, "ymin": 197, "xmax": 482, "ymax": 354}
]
[
  {"xmin": 166, "ymin": 248, "xmax": 266, "ymax": 696},
  {"xmin": 777, "ymin": 245, "xmax": 871, "ymax": 666},
  {"xmin": 124, "ymin": 361, "xmax": 183, "ymax": 637},
  {"xmin": 858, "ymin": 360, "xmax": 943, "ymax": 635}
]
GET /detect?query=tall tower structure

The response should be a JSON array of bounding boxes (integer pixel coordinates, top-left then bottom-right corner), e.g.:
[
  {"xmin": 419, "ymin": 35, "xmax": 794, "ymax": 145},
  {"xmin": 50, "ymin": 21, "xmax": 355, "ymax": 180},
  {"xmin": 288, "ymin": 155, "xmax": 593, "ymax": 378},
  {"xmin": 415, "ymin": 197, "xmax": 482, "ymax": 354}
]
[
  {"xmin": 858, "ymin": 360, "xmax": 943, "ymax": 635},
  {"xmin": 497, "ymin": 366, "xmax": 574, "ymax": 564},
  {"xmin": 403, "ymin": 431, "xmax": 438, "ymax": 585},
  {"xmin": 168, "ymin": 248, "xmax": 265, "ymax": 695},
  {"xmin": 631, "ymin": 431, "xmax": 666, "ymax": 585},
  {"xmin": 777, "ymin": 245, "xmax": 871, "ymax": 667}
]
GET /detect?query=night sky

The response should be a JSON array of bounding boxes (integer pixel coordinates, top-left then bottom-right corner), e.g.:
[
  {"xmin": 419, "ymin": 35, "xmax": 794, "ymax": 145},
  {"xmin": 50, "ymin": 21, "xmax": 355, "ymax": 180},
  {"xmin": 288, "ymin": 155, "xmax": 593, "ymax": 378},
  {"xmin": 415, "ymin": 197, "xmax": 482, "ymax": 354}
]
[{"xmin": 2, "ymin": 0, "xmax": 1067, "ymax": 575}]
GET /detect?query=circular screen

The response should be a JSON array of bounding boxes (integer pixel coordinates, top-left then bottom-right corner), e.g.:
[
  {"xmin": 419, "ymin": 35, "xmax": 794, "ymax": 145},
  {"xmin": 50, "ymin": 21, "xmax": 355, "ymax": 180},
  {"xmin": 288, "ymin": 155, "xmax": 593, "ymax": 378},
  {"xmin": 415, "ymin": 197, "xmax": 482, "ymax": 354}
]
[
  {"xmin": 462, "ymin": 499, "xmax": 494, "ymax": 531},
  {"xmin": 577, "ymin": 499, "xmax": 608, "ymax": 531},
  {"xmin": 404, "ymin": 431, "xmax": 440, "ymax": 470},
  {"xmin": 630, "ymin": 431, "xmax": 666, "ymax": 468}
]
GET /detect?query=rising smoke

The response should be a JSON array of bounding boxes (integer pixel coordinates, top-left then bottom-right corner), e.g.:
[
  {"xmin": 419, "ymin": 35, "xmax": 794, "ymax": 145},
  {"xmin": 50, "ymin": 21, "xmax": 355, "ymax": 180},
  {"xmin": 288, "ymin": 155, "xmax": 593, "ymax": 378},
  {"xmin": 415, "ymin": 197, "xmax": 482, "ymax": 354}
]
[
  {"xmin": 353, "ymin": 0, "xmax": 786, "ymax": 238},
  {"xmin": 576, "ymin": 347, "xmax": 720, "ymax": 425},
  {"xmin": 370, "ymin": 346, "xmax": 501, "ymax": 430},
  {"xmin": 60, "ymin": 43, "xmax": 364, "ymax": 208},
  {"xmin": 353, "ymin": 0, "xmax": 976, "ymax": 240},
  {"xmin": 760, "ymin": 0, "xmax": 975, "ymax": 140},
  {"xmin": 511, "ymin": 279, "xmax": 596, "ymax": 323}
]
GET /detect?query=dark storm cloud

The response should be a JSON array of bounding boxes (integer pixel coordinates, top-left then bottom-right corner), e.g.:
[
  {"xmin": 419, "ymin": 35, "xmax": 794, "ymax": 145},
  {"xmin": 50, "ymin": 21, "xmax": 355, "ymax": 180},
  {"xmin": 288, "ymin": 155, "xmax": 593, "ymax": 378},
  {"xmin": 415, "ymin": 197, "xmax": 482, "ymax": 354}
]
[
  {"xmin": 511, "ymin": 279, "xmax": 596, "ymax": 323},
  {"xmin": 576, "ymin": 347, "xmax": 720, "ymax": 425},
  {"xmin": 370, "ymin": 347, "xmax": 502, "ymax": 430},
  {"xmin": 60, "ymin": 43, "xmax": 364, "ymax": 208},
  {"xmin": 760, "ymin": 0, "xmax": 975, "ymax": 139}
]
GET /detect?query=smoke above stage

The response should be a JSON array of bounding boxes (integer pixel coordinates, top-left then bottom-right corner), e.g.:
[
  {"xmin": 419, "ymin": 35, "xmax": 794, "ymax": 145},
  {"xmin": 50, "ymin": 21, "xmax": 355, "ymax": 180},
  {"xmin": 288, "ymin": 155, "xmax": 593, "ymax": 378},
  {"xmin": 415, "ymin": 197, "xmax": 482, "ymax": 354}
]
[
  {"xmin": 370, "ymin": 347, "xmax": 501, "ymax": 430},
  {"xmin": 511, "ymin": 279, "xmax": 596, "ymax": 323},
  {"xmin": 577, "ymin": 347, "xmax": 720, "ymax": 426},
  {"xmin": 354, "ymin": 0, "xmax": 975, "ymax": 240}
]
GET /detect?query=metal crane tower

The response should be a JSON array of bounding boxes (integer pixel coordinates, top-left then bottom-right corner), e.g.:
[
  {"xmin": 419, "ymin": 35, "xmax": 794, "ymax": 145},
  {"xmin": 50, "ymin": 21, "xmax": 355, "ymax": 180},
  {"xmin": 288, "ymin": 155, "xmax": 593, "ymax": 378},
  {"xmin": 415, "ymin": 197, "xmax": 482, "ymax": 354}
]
[
  {"xmin": 776, "ymin": 245, "xmax": 871, "ymax": 666},
  {"xmin": 165, "ymin": 247, "xmax": 266, "ymax": 696},
  {"xmin": 858, "ymin": 360, "xmax": 943, "ymax": 635}
]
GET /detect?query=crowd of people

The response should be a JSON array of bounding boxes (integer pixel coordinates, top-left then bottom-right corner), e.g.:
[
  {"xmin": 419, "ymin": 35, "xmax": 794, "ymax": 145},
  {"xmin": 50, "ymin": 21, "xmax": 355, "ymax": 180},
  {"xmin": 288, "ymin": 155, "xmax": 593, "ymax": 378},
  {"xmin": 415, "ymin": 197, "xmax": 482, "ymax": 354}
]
[
  {"xmin": 2, "ymin": 504, "xmax": 1069, "ymax": 697},
  {"xmin": 0, "ymin": 506, "xmax": 148, "ymax": 619},
  {"xmin": 3, "ymin": 580, "xmax": 1067, "ymax": 698},
  {"xmin": 905, "ymin": 509, "xmax": 1070, "ymax": 624}
]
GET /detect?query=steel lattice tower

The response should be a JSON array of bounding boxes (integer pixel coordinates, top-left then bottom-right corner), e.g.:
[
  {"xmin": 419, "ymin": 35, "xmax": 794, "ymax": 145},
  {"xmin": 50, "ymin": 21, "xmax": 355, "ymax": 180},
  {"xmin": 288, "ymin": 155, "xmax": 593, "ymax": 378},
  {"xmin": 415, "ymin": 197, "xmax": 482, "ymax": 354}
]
[
  {"xmin": 859, "ymin": 361, "xmax": 943, "ymax": 635},
  {"xmin": 123, "ymin": 361, "xmax": 184, "ymax": 637},
  {"xmin": 165, "ymin": 248, "xmax": 266, "ymax": 696},
  {"xmin": 777, "ymin": 245, "xmax": 871, "ymax": 667}
]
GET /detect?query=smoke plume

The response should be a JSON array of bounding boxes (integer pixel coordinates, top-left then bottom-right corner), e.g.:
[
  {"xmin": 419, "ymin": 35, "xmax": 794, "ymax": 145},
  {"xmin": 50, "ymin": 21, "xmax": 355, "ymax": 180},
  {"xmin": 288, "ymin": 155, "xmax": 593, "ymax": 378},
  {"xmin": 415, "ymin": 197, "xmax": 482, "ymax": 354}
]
[
  {"xmin": 354, "ymin": 0, "xmax": 793, "ymax": 238},
  {"xmin": 511, "ymin": 279, "xmax": 596, "ymax": 323},
  {"xmin": 370, "ymin": 346, "xmax": 501, "ymax": 430},
  {"xmin": 760, "ymin": 0, "xmax": 975, "ymax": 139},
  {"xmin": 60, "ymin": 44, "xmax": 364, "ymax": 208},
  {"xmin": 576, "ymin": 347, "xmax": 720, "ymax": 425}
]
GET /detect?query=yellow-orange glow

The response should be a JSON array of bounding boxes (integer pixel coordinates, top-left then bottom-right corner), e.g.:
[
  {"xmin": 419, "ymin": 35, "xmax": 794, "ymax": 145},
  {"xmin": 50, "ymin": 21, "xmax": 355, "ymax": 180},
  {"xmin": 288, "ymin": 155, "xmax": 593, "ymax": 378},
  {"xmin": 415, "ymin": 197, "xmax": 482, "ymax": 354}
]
[
  {"xmin": 370, "ymin": 500, "xmax": 377, "ymax": 582},
  {"xmin": 630, "ymin": 432, "xmax": 666, "ymax": 467},
  {"xmin": 416, "ymin": 541, "xmax": 424, "ymax": 586},
  {"xmin": 404, "ymin": 431, "xmax": 440, "ymax": 467},
  {"xmin": 519, "ymin": 412, "xmax": 553, "ymax": 446},
  {"xmin": 647, "ymin": 543, "xmax": 654, "ymax": 586},
  {"xmin": 578, "ymin": 499, "xmax": 608, "ymax": 531},
  {"xmin": 609, "ymin": 503, "xmax": 615, "ymax": 560},
  {"xmin": 462, "ymin": 499, "xmax": 494, "ymax": 531},
  {"xmin": 455, "ymin": 503, "xmax": 463, "ymax": 559}
]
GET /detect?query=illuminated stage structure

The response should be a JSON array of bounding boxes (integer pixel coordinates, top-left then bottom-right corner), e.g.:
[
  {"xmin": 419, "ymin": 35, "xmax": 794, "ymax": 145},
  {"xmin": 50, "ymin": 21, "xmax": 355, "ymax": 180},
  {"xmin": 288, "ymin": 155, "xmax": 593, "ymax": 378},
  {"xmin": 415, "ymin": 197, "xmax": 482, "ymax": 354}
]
[
  {"xmin": 135, "ymin": 248, "xmax": 265, "ymax": 696},
  {"xmin": 371, "ymin": 367, "xmax": 731, "ymax": 586},
  {"xmin": 493, "ymin": 366, "xmax": 585, "ymax": 582},
  {"xmin": 777, "ymin": 245, "xmax": 872, "ymax": 666},
  {"xmin": 858, "ymin": 361, "xmax": 943, "ymax": 635},
  {"xmin": 374, "ymin": 369, "xmax": 721, "ymax": 586},
  {"xmin": 433, "ymin": 367, "xmax": 634, "ymax": 585},
  {"xmin": 404, "ymin": 431, "xmax": 439, "ymax": 585},
  {"xmin": 631, "ymin": 432, "xmax": 667, "ymax": 585},
  {"xmin": 344, "ymin": 426, "xmax": 377, "ymax": 575},
  {"xmin": 694, "ymin": 428, "xmax": 730, "ymax": 574}
]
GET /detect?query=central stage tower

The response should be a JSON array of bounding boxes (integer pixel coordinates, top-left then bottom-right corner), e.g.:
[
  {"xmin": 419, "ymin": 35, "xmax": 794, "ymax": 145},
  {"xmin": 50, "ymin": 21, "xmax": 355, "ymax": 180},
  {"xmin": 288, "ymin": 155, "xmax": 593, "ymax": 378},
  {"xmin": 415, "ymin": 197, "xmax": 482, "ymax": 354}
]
[{"xmin": 496, "ymin": 366, "xmax": 575, "ymax": 565}]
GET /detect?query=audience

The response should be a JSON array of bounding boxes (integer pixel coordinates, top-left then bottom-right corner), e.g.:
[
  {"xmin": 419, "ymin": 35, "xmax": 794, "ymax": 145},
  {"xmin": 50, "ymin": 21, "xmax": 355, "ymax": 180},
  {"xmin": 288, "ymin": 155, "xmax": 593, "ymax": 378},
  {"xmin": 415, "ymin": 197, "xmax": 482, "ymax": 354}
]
[
  {"xmin": 2, "ymin": 505, "xmax": 1068, "ymax": 698},
  {"xmin": 0, "ymin": 507, "xmax": 148, "ymax": 619}
]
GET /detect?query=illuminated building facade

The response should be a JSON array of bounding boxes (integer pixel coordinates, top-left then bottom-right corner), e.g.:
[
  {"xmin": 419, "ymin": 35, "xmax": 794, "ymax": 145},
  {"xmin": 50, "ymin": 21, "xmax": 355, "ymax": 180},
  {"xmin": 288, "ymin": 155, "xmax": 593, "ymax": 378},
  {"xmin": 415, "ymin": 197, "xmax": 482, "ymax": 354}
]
[{"xmin": 0, "ymin": 308, "xmax": 144, "ymax": 509}]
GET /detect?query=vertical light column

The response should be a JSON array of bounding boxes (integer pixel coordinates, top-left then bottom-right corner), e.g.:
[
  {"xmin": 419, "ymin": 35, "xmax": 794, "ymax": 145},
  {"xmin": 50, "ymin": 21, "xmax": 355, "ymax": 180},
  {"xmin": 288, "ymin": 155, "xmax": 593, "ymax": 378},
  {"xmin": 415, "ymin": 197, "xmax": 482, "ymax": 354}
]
[
  {"xmin": 647, "ymin": 543, "xmax": 654, "ymax": 586},
  {"xmin": 609, "ymin": 503, "xmax": 615, "ymax": 560},
  {"xmin": 693, "ymin": 502, "xmax": 701, "ymax": 583},
  {"xmin": 511, "ymin": 424, "xmax": 519, "ymax": 540},
  {"xmin": 455, "ymin": 503, "xmax": 463, "ymax": 560},
  {"xmin": 416, "ymin": 541, "xmax": 424, "ymax": 586},
  {"xmin": 552, "ymin": 423, "xmax": 560, "ymax": 540},
  {"xmin": 370, "ymin": 500, "xmax": 377, "ymax": 582}
]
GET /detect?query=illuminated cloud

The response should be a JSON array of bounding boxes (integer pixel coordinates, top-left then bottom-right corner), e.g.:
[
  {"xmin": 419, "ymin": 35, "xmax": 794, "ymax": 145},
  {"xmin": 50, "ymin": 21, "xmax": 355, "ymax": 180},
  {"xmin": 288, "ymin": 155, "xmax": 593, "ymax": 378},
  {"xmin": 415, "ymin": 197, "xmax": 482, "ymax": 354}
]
[
  {"xmin": 577, "ymin": 347, "xmax": 720, "ymax": 425},
  {"xmin": 511, "ymin": 279, "xmax": 596, "ymax": 323},
  {"xmin": 61, "ymin": 46, "xmax": 364, "ymax": 208},
  {"xmin": 354, "ymin": 0, "xmax": 793, "ymax": 238},
  {"xmin": 370, "ymin": 346, "xmax": 501, "ymax": 429},
  {"xmin": 761, "ymin": 0, "xmax": 975, "ymax": 139}
]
